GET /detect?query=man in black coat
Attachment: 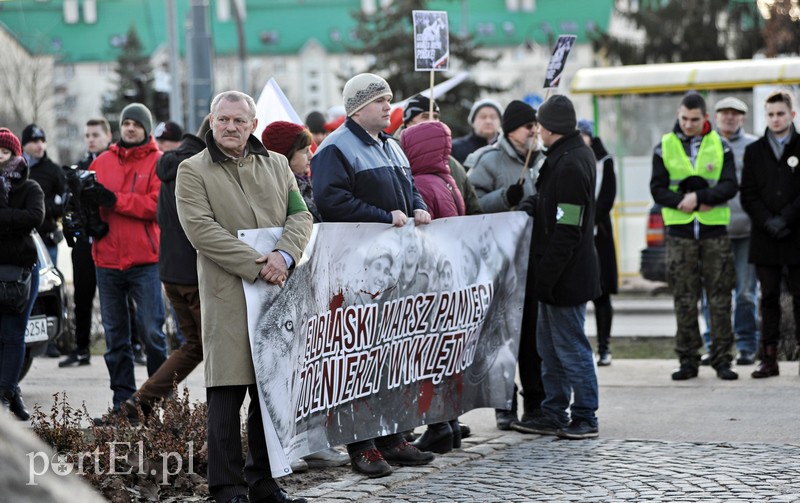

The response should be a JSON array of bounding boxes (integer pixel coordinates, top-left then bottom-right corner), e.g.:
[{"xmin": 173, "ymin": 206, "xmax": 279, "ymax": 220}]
[
  {"xmin": 20, "ymin": 124, "xmax": 66, "ymax": 266},
  {"xmin": 59, "ymin": 118, "xmax": 113, "ymax": 368},
  {"xmin": 740, "ymin": 90, "xmax": 800, "ymax": 378},
  {"xmin": 514, "ymin": 95, "xmax": 601, "ymax": 440}
]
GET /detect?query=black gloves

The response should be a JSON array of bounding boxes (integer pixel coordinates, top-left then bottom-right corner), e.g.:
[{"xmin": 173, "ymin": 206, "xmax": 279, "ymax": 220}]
[
  {"xmin": 764, "ymin": 215, "xmax": 791, "ymax": 240},
  {"xmin": 506, "ymin": 182, "xmax": 524, "ymax": 207},
  {"xmin": 81, "ymin": 182, "xmax": 117, "ymax": 208},
  {"xmin": 517, "ymin": 194, "xmax": 537, "ymax": 216}
]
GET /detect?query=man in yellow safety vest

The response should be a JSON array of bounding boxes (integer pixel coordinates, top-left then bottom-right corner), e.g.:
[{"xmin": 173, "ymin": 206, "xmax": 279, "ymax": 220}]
[{"xmin": 650, "ymin": 92, "xmax": 739, "ymax": 381}]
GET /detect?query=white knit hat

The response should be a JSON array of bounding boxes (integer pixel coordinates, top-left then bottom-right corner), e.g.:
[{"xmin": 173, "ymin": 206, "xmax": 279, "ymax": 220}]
[{"xmin": 343, "ymin": 73, "xmax": 393, "ymax": 117}]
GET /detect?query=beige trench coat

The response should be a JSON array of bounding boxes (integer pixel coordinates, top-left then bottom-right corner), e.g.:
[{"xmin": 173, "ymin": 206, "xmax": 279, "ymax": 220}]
[{"xmin": 176, "ymin": 135, "xmax": 312, "ymax": 386}]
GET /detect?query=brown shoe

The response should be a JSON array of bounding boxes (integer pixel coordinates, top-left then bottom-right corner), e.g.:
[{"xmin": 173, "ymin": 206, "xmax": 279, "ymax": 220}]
[
  {"xmin": 350, "ymin": 448, "xmax": 392, "ymax": 478},
  {"xmin": 379, "ymin": 440, "xmax": 435, "ymax": 466}
]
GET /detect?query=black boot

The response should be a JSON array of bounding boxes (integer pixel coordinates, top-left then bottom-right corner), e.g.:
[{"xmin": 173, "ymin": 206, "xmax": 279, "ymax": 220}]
[
  {"xmin": 0, "ymin": 389, "xmax": 11, "ymax": 411},
  {"xmin": 495, "ymin": 384, "xmax": 518, "ymax": 430},
  {"xmin": 412, "ymin": 422, "xmax": 453, "ymax": 454},
  {"xmin": 8, "ymin": 387, "xmax": 30, "ymax": 421},
  {"xmin": 59, "ymin": 348, "xmax": 91, "ymax": 367},
  {"xmin": 448, "ymin": 419, "xmax": 462, "ymax": 449},
  {"xmin": 595, "ymin": 302, "xmax": 613, "ymax": 366},
  {"xmin": 752, "ymin": 345, "xmax": 779, "ymax": 378}
]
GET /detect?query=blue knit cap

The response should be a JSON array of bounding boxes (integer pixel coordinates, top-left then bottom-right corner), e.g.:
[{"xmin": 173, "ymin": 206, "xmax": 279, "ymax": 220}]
[{"xmin": 577, "ymin": 119, "xmax": 594, "ymax": 138}]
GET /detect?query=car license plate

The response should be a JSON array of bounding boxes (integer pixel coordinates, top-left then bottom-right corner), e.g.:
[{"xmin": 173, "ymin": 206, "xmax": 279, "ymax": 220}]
[{"xmin": 25, "ymin": 317, "xmax": 49, "ymax": 343}]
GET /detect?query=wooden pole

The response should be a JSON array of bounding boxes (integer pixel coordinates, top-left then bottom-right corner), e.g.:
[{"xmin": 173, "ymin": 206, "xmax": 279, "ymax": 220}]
[{"xmin": 429, "ymin": 70, "xmax": 435, "ymax": 116}]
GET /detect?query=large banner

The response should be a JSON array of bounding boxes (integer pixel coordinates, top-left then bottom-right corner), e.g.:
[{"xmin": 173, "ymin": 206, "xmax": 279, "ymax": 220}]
[{"xmin": 241, "ymin": 213, "xmax": 531, "ymax": 477}]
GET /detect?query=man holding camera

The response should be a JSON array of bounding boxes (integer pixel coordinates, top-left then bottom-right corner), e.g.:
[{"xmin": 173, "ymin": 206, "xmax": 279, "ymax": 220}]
[
  {"xmin": 59, "ymin": 118, "xmax": 113, "ymax": 368},
  {"xmin": 86, "ymin": 103, "xmax": 168, "ymax": 412}
]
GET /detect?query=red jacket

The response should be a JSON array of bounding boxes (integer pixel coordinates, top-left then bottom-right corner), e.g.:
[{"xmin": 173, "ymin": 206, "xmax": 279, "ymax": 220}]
[
  {"xmin": 400, "ymin": 121, "xmax": 465, "ymax": 219},
  {"xmin": 90, "ymin": 137, "xmax": 162, "ymax": 270}
]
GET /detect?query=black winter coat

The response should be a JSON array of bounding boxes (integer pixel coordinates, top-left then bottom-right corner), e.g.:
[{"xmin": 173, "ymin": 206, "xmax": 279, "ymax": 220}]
[
  {"xmin": 531, "ymin": 131, "xmax": 601, "ymax": 306},
  {"xmin": 591, "ymin": 137, "xmax": 618, "ymax": 295},
  {"xmin": 740, "ymin": 126, "xmax": 800, "ymax": 265},
  {"xmin": 27, "ymin": 153, "xmax": 66, "ymax": 244},
  {"xmin": 0, "ymin": 165, "xmax": 45, "ymax": 268},
  {"xmin": 156, "ymin": 134, "xmax": 205, "ymax": 284},
  {"xmin": 451, "ymin": 132, "xmax": 494, "ymax": 165}
]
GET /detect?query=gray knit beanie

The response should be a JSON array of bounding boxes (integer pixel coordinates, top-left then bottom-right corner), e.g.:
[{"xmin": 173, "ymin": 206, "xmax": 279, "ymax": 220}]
[
  {"xmin": 342, "ymin": 73, "xmax": 393, "ymax": 116},
  {"xmin": 537, "ymin": 95, "xmax": 577, "ymax": 135},
  {"xmin": 468, "ymin": 99, "xmax": 502, "ymax": 124},
  {"xmin": 120, "ymin": 103, "xmax": 154, "ymax": 138}
]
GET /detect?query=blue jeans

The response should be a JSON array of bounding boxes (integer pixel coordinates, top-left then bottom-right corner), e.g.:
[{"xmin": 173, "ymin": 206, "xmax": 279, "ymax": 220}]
[
  {"xmin": 96, "ymin": 264, "xmax": 167, "ymax": 409},
  {"xmin": 0, "ymin": 262, "xmax": 40, "ymax": 391},
  {"xmin": 536, "ymin": 302, "xmax": 598, "ymax": 427},
  {"xmin": 46, "ymin": 245, "xmax": 58, "ymax": 269},
  {"xmin": 702, "ymin": 237, "xmax": 759, "ymax": 354}
]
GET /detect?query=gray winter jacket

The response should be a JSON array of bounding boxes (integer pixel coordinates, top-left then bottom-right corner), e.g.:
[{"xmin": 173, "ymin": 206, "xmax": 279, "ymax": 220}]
[
  {"xmin": 723, "ymin": 127, "xmax": 758, "ymax": 239},
  {"xmin": 465, "ymin": 135, "xmax": 545, "ymax": 213}
]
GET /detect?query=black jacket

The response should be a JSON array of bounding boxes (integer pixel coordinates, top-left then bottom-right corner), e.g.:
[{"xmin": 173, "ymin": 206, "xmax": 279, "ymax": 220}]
[
  {"xmin": 591, "ymin": 137, "xmax": 618, "ymax": 295},
  {"xmin": 451, "ymin": 132, "xmax": 494, "ymax": 165},
  {"xmin": 156, "ymin": 134, "xmax": 205, "ymax": 284},
  {"xmin": 0, "ymin": 163, "xmax": 45, "ymax": 268},
  {"xmin": 531, "ymin": 131, "xmax": 601, "ymax": 306},
  {"xmin": 27, "ymin": 152, "xmax": 66, "ymax": 245},
  {"xmin": 650, "ymin": 121, "xmax": 738, "ymax": 240},
  {"xmin": 741, "ymin": 125, "xmax": 800, "ymax": 265}
]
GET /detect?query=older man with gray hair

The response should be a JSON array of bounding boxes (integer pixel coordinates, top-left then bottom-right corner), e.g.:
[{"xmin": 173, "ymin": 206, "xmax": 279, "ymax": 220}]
[{"xmin": 177, "ymin": 90, "xmax": 312, "ymax": 503}]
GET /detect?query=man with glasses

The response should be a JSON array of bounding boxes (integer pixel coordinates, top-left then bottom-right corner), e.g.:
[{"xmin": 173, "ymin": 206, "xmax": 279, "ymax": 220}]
[{"xmin": 465, "ymin": 99, "xmax": 546, "ymax": 431}]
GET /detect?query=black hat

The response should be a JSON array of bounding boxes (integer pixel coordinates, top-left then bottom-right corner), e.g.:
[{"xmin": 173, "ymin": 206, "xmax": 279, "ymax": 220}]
[
  {"xmin": 403, "ymin": 94, "xmax": 440, "ymax": 125},
  {"xmin": 537, "ymin": 95, "xmax": 577, "ymax": 135},
  {"xmin": 154, "ymin": 121, "xmax": 183, "ymax": 142},
  {"xmin": 305, "ymin": 111, "xmax": 327, "ymax": 134},
  {"xmin": 501, "ymin": 100, "xmax": 537, "ymax": 137},
  {"xmin": 21, "ymin": 124, "xmax": 46, "ymax": 146}
]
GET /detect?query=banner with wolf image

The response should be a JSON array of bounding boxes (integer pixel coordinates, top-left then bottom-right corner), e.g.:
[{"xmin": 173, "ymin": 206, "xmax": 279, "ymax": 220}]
[{"xmin": 241, "ymin": 213, "xmax": 532, "ymax": 477}]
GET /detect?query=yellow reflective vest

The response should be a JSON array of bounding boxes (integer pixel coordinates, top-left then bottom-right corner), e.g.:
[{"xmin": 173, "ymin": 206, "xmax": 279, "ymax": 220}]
[{"xmin": 660, "ymin": 131, "xmax": 729, "ymax": 226}]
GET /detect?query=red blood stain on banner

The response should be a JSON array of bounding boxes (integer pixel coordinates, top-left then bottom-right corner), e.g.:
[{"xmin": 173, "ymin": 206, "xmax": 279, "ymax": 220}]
[
  {"xmin": 329, "ymin": 291, "xmax": 344, "ymax": 311},
  {"xmin": 418, "ymin": 380, "xmax": 435, "ymax": 413}
]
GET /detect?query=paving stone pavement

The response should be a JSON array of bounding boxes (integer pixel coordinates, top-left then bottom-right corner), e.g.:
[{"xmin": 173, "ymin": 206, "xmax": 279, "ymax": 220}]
[{"xmin": 298, "ymin": 433, "xmax": 800, "ymax": 502}]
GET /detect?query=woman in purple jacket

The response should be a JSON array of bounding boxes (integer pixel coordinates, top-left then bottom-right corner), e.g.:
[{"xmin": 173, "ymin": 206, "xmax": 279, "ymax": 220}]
[{"xmin": 400, "ymin": 120, "xmax": 466, "ymax": 453}]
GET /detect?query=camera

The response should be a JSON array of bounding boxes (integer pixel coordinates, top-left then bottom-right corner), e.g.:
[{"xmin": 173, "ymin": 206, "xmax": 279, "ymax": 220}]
[{"xmin": 62, "ymin": 167, "xmax": 109, "ymax": 247}]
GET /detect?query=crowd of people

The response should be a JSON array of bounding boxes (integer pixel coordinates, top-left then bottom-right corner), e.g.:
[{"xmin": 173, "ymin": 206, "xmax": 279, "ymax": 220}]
[{"xmin": 0, "ymin": 70, "xmax": 798, "ymax": 503}]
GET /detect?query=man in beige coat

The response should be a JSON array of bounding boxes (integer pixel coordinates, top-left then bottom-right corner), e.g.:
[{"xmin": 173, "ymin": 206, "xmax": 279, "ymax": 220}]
[{"xmin": 176, "ymin": 91, "xmax": 312, "ymax": 503}]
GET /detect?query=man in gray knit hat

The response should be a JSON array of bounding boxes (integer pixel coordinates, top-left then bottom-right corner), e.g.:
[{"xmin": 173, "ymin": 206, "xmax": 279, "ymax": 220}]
[
  {"xmin": 88, "ymin": 102, "xmax": 169, "ymax": 417},
  {"xmin": 311, "ymin": 73, "xmax": 434, "ymax": 478}
]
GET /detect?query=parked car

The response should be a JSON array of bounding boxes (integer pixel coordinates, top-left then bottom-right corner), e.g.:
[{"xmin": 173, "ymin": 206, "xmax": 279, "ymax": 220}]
[
  {"xmin": 640, "ymin": 204, "xmax": 666, "ymax": 283},
  {"xmin": 20, "ymin": 231, "xmax": 67, "ymax": 381}
]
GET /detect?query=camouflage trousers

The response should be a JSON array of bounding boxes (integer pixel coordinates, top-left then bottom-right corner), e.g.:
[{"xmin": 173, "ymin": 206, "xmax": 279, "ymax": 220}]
[{"xmin": 666, "ymin": 234, "xmax": 735, "ymax": 369}]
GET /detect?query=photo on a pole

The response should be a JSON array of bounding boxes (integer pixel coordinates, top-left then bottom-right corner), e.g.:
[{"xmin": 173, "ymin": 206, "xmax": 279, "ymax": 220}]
[
  {"xmin": 543, "ymin": 34, "xmax": 577, "ymax": 88},
  {"xmin": 413, "ymin": 10, "xmax": 449, "ymax": 71}
]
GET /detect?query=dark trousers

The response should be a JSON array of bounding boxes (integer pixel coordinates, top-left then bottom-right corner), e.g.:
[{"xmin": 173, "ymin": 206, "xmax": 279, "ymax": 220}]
[
  {"xmin": 207, "ymin": 385, "xmax": 280, "ymax": 503},
  {"xmin": 134, "ymin": 283, "xmax": 203, "ymax": 408},
  {"xmin": 71, "ymin": 239, "xmax": 96, "ymax": 351},
  {"xmin": 593, "ymin": 293, "xmax": 613, "ymax": 353},
  {"xmin": 755, "ymin": 264, "xmax": 800, "ymax": 347},
  {"xmin": 516, "ymin": 259, "xmax": 545, "ymax": 415}
]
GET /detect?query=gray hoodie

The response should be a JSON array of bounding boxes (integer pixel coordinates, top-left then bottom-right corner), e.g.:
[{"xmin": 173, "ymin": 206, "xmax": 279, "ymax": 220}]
[{"xmin": 721, "ymin": 127, "xmax": 758, "ymax": 239}]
